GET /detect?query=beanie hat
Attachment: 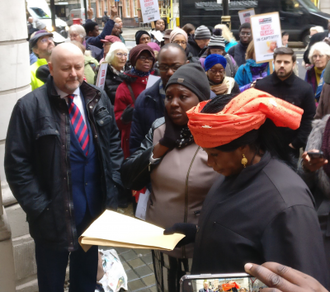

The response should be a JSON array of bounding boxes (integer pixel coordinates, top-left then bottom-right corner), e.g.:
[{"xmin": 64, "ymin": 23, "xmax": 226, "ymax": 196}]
[
  {"xmin": 194, "ymin": 25, "xmax": 211, "ymax": 40},
  {"xmin": 84, "ymin": 21, "xmax": 98, "ymax": 35},
  {"xmin": 169, "ymin": 28, "xmax": 188, "ymax": 43},
  {"xmin": 165, "ymin": 63, "xmax": 210, "ymax": 101},
  {"xmin": 135, "ymin": 30, "xmax": 150, "ymax": 45},
  {"xmin": 205, "ymin": 54, "xmax": 227, "ymax": 72},
  {"xmin": 147, "ymin": 42, "xmax": 161, "ymax": 52},
  {"xmin": 208, "ymin": 29, "xmax": 225, "ymax": 49},
  {"xmin": 129, "ymin": 44, "xmax": 155, "ymax": 67}
]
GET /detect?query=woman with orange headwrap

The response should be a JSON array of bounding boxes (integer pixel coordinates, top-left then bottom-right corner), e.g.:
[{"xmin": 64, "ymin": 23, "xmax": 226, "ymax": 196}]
[{"xmin": 164, "ymin": 89, "xmax": 329, "ymax": 286}]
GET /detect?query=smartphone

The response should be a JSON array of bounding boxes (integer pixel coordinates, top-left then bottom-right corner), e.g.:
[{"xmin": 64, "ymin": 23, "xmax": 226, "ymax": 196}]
[
  {"xmin": 307, "ymin": 151, "xmax": 324, "ymax": 159},
  {"xmin": 180, "ymin": 273, "xmax": 266, "ymax": 292}
]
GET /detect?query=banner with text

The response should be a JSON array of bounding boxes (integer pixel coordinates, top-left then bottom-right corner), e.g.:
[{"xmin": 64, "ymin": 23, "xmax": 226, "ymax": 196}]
[
  {"xmin": 250, "ymin": 12, "xmax": 282, "ymax": 63},
  {"xmin": 139, "ymin": 0, "xmax": 160, "ymax": 23}
]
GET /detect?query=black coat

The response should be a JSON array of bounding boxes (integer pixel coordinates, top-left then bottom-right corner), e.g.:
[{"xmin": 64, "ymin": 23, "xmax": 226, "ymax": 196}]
[
  {"xmin": 104, "ymin": 65, "xmax": 125, "ymax": 105},
  {"xmin": 227, "ymin": 41, "xmax": 249, "ymax": 67},
  {"xmin": 188, "ymin": 36, "xmax": 202, "ymax": 57},
  {"xmin": 192, "ymin": 152, "xmax": 329, "ymax": 287},
  {"xmin": 255, "ymin": 72, "xmax": 315, "ymax": 154},
  {"xmin": 4, "ymin": 77, "xmax": 124, "ymax": 251}
]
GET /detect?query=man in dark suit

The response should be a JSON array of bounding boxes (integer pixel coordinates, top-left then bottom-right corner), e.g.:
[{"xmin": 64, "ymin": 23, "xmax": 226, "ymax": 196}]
[
  {"xmin": 304, "ymin": 20, "xmax": 330, "ymax": 65},
  {"xmin": 5, "ymin": 43, "xmax": 124, "ymax": 292}
]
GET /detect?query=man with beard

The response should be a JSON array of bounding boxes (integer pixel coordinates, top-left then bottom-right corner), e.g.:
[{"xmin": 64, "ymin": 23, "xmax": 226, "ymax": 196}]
[
  {"xmin": 255, "ymin": 47, "xmax": 316, "ymax": 161},
  {"xmin": 30, "ymin": 30, "xmax": 55, "ymax": 90},
  {"xmin": 5, "ymin": 43, "xmax": 124, "ymax": 292}
]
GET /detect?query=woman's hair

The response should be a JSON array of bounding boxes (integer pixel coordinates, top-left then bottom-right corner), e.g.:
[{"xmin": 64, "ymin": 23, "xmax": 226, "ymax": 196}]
[
  {"xmin": 245, "ymin": 41, "xmax": 255, "ymax": 60},
  {"xmin": 105, "ymin": 41, "xmax": 128, "ymax": 64},
  {"xmin": 182, "ymin": 23, "xmax": 195, "ymax": 35},
  {"xmin": 68, "ymin": 24, "xmax": 86, "ymax": 39},
  {"xmin": 201, "ymin": 94, "xmax": 295, "ymax": 167},
  {"xmin": 214, "ymin": 24, "xmax": 236, "ymax": 42},
  {"xmin": 310, "ymin": 26, "xmax": 324, "ymax": 34},
  {"xmin": 308, "ymin": 41, "xmax": 330, "ymax": 64}
]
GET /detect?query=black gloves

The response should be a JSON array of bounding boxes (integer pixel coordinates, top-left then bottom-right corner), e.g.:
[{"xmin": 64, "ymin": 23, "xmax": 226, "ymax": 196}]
[
  {"xmin": 121, "ymin": 105, "xmax": 134, "ymax": 124},
  {"xmin": 159, "ymin": 111, "xmax": 182, "ymax": 150},
  {"xmin": 164, "ymin": 223, "xmax": 197, "ymax": 247}
]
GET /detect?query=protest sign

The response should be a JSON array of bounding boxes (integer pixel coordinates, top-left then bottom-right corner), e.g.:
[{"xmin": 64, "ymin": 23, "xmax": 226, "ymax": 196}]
[
  {"xmin": 139, "ymin": 0, "xmax": 160, "ymax": 23},
  {"xmin": 95, "ymin": 62, "xmax": 108, "ymax": 89},
  {"xmin": 250, "ymin": 12, "xmax": 282, "ymax": 64},
  {"xmin": 238, "ymin": 8, "xmax": 255, "ymax": 24}
]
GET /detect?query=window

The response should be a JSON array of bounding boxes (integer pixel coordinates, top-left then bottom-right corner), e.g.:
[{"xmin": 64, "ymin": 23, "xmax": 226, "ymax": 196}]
[{"xmin": 125, "ymin": 0, "xmax": 131, "ymax": 17}]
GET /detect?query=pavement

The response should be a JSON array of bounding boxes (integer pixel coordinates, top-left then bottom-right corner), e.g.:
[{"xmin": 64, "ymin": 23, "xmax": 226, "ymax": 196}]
[{"xmin": 100, "ymin": 205, "xmax": 157, "ymax": 292}]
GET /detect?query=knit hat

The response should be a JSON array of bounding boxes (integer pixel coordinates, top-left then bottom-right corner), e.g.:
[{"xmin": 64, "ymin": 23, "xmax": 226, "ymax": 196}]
[
  {"xmin": 165, "ymin": 63, "xmax": 210, "ymax": 101},
  {"xmin": 194, "ymin": 25, "xmax": 211, "ymax": 40},
  {"xmin": 169, "ymin": 28, "xmax": 188, "ymax": 43},
  {"xmin": 147, "ymin": 42, "xmax": 161, "ymax": 52},
  {"xmin": 129, "ymin": 44, "xmax": 155, "ymax": 67},
  {"xmin": 29, "ymin": 30, "xmax": 53, "ymax": 49},
  {"xmin": 101, "ymin": 35, "xmax": 121, "ymax": 43},
  {"xmin": 135, "ymin": 30, "xmax": 150, "ymax": 45},
  {"xmin": 208, "ymin": 29, "xmax": 225, "ymax": 49},
  {"xmin": 205, "ymin": 54, "xmax": 227, "ymax": 71}
]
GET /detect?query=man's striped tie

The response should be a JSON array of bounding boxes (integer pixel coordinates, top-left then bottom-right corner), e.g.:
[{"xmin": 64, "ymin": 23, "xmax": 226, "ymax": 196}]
[{"xmin": 68, "ymin": 94, "xmax": 89, "ymax": 156}]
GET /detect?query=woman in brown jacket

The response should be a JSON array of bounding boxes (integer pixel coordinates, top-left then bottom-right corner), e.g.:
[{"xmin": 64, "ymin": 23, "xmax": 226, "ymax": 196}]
[{"xmin": 121, "ymin": 63, "xmax": 220, "ymax": 292}]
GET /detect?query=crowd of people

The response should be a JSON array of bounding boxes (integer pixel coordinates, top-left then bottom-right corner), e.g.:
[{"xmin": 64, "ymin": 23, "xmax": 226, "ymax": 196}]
[{"xmin": 5, "ymin": 8, "xmax": 330, "ymax": 292}]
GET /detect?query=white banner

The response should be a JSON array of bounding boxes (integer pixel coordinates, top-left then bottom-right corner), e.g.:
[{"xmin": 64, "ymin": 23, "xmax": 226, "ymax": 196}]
[
  {"xmin": 139, "ymin": 0, "xmax": 160, "ymax": 23},
  {"xmin": 238, "ymin": 8, "xmax": 255, "ymax": 24},
  {"xmin": 250, "ymin": 12, "xmax": 282, "ymax": 63},
  {"xmin": 95, "ymin": 62, "xmax": 108, "ymax": 89}
]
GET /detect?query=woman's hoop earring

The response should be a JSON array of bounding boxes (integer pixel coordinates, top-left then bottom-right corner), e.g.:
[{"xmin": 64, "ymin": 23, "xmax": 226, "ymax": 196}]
[{"xmin": 241, "ymin": 154, "xmax": 248, "ymax": 168}]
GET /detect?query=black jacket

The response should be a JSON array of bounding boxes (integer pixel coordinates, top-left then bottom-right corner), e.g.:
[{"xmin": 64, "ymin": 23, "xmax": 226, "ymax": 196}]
[
  {"xmin": 192, "ymin": 152, "xmax": 329, "ymax": 287},
  {"xmin": 228, "ymin": 41, "xmax": 249, "ymax": 67},
  {"xmin": 255, "ymin": 72, "xmax": 316, "ymax": 153},
  {"xmin": 4, "ymin": 77, "xmax": 124, "ymax": 251},
  {"xmin": 104, "ymin": 65, "xmax": 125, "ymax": 105},
  {"xmin": 187, "ymin": 36, "xmax": 202, "ymax": 57}
]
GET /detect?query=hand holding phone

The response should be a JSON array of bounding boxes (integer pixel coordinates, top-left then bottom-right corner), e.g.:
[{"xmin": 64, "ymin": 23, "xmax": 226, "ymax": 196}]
[{"xmin": 302, "ymin": 150, "xmax": 327, "ymax": 172}]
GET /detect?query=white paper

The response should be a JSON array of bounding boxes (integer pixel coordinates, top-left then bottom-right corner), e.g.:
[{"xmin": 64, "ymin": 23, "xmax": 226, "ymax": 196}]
[
  {"xmin": 250, "ymin": 12, "xmax": 282, "ymax": 63},
  {"xmin": 151, "ymin": 30, "xmax": 164, "ymax": 42},
  {"xmin": 95, "ymin": 62, "xmax": 108, "ymax": 89},
  {"xmin": 146, "ymin": 75, "xmax": 161, "ymax": 89},
  {"xmin": 238, "ymin": 8, "xmax": 255, "ymax": 24},
  {"xmin": 135, "ymin": 189, "xmax": 151, "ymax": 220},
  {"xmin": 139, "ymin": 0, "xmax": 160, "ymax": 23}
]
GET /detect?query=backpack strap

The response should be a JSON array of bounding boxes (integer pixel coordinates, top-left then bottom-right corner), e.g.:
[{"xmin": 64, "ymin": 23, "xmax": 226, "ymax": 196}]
[{"xmin": 125, "ymin": 82, "xmax": 136, "ymax": 104}]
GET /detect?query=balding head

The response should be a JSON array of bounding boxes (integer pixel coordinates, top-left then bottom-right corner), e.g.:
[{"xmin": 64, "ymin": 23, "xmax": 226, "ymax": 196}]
[{"xmin": 49, "ymin": 43, "xmax": 85, "ymax": 94}]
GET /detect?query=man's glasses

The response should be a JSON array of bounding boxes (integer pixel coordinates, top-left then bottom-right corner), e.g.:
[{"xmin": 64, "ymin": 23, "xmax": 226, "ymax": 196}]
[
  {"xmin": 39, "ymin": 37, "xmax": 54, "ymax": 43},
  {"xmin": 159, "ymin": 64, "xmax": 182, "ymax": 72},
  {"xmin": 240, "ymin": 32, "xmax": 251, "ymax": 36},
  {"xmin": 138, "ymin": 55, "xmax": 154, "ymax": 61}
]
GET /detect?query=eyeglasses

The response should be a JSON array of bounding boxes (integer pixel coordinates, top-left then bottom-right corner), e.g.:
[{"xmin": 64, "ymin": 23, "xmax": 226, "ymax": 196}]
[
  {"xmin": 39, "ymin": 37, "xmax": 54, "ymax": 43},
  {"xmin": 138, "ymin": 55, "xmax": 154, "ymax": 61},
  {"xmin": 312, "ymin": 54, "xmax": 325, "ymax": 59},
  {"xmin": 209, "ymin": 68, "xmax": 225, "ymax": 74},
  {"xmin": 159, "ymin": 64, "xmax": 182, "ymax": 72},
  {"xmin": 173, "ymin": 40, "xmax": 187, "ymax": 45},
  {"xmin": 240, "ymin": 32, "xmax": 251, "ymax": 36},
  {"xmin": 116, "ymin": 52, "xmax": 128, "ymax": 57}
]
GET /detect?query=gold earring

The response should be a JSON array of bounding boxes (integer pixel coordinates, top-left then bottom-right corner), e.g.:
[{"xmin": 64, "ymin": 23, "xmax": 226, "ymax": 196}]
[{"xmin": 241, "ymin": 154, "xmax": 248, "ymax": 168}]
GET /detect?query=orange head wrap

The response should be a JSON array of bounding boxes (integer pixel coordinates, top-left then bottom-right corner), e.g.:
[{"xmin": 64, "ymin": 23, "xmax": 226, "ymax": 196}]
[
  {"xmin": 222, "ymin": 282, "xmax": 240, "ymax": 291},
  {"xmin": 187, "ymin": 88, "xmax": 304, "ymax": 148}
]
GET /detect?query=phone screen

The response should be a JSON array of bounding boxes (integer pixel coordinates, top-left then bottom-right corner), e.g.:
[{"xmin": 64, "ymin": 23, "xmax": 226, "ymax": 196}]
[{"xmin": 181, "ymin": 273, "xmax": 266, "ymax": 292}]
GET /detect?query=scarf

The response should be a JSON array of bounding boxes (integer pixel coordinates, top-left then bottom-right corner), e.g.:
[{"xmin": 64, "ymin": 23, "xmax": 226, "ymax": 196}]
[
  {"xmin": 130, "ymin": 67, "xmax": 151, "ymax": 77},
  {"xmin": 177, "ymin": 125, "xmax": 194, "ymax": 149}
]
